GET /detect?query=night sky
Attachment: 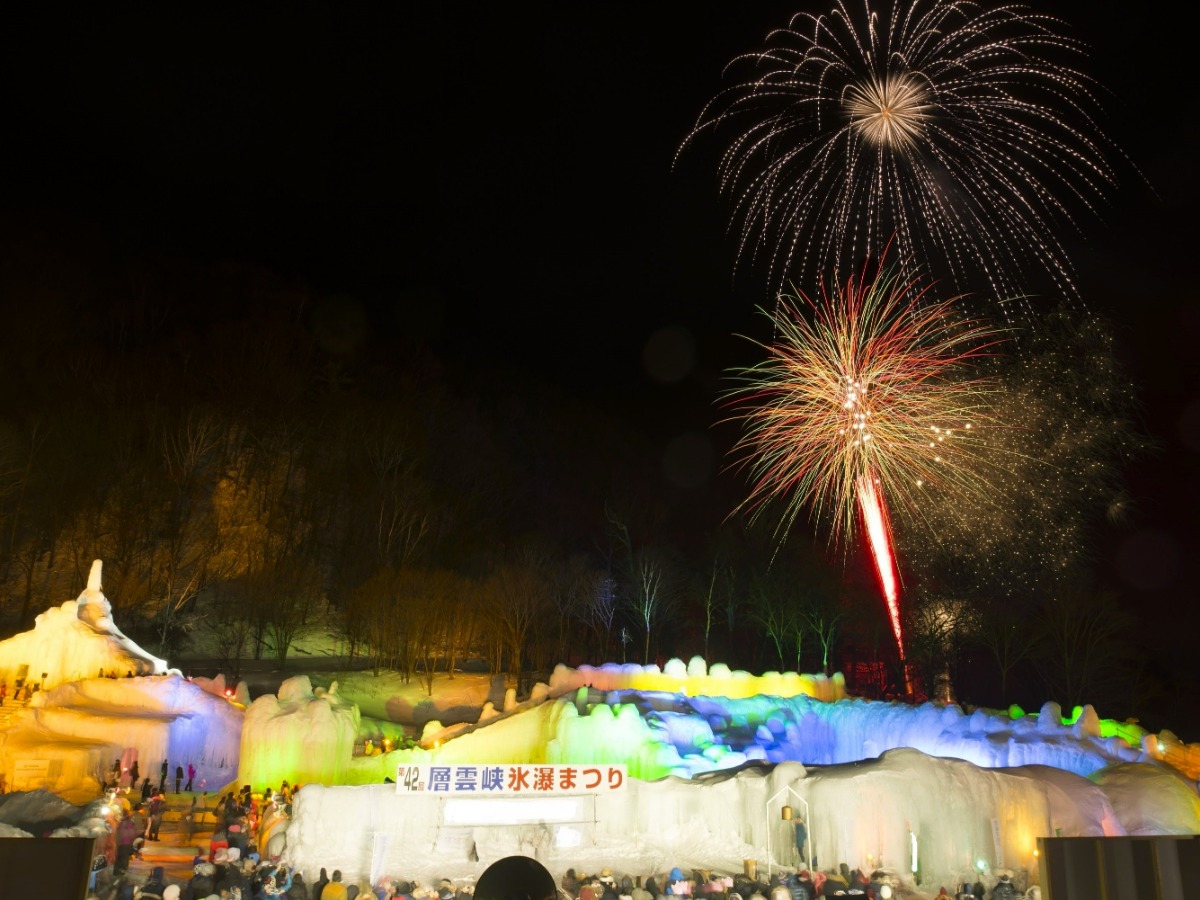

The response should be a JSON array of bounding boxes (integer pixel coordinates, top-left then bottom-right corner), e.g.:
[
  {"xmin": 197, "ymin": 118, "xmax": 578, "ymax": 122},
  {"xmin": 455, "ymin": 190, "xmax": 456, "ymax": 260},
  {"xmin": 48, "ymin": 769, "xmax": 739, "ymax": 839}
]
[{"xmin": 3, "ymin": 6, "xmax": 1198, "ymax": 721}]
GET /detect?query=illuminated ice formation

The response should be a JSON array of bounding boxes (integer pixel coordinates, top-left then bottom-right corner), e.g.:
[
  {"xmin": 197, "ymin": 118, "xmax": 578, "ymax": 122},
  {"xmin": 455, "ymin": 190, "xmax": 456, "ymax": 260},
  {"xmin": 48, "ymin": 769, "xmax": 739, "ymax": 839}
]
[
  {"xmin": 548, "ymin": 659, "xmax": 846, "ymax": 702},
  {"xmin": 0, "ymin": 674, "xmax": 242, "ymax": 797},
  {"xmin": 238, "ymin": 675, "xmax": 360, "ymax": 789},
  {"xmin": 365, "ymin": 681, "xmax": 1152, "ymax": 785},
  {"xmin": 281, "ymin": 749, "xmax": 1200, "ymax": 894},
  {"xmin": 0, "ymin": 560, "xmax": 169, "ymax": 691}
]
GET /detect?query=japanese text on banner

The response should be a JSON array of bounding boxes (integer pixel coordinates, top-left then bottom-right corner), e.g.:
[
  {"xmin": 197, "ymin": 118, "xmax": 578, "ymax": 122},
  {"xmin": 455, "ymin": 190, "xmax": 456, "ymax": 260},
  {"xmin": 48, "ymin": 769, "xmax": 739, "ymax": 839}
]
[{"xmin": 396, "ymin": 764, "xmax": 626, "ymax": 795}]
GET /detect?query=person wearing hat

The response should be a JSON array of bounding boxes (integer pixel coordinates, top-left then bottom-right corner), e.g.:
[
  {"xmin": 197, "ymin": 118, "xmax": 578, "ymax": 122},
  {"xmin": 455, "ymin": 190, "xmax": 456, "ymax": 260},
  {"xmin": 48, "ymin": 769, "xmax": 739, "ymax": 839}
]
[
  {"xmin": 140, "ymin": 866, "xmax": 168, "ymax": 900},
  {"xmin": 562, "ymin": 868, "xmax": 582, "ymax": 897},
  {"xmin": 321, "ymin": 869, "xmax": 349, "ymax": 900},
  {"xmin": 990, "ymin": 874, "xmax": 1018, "ymax": 900},
  {"xmin": 191, "ymin": 860, "xmax": 218, "ymax": 897}
]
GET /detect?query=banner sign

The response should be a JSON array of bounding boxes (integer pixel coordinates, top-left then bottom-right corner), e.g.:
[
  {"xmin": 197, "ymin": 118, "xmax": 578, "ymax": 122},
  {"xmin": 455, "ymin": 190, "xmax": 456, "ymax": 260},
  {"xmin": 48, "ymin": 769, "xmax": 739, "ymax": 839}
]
[
  {"xmin": 396, "ymin": 763, "xmax": 626, "ymax": 795},
  {"xmin": 12, "ymin": 758, "xmax": 50, "ymax": 788}
]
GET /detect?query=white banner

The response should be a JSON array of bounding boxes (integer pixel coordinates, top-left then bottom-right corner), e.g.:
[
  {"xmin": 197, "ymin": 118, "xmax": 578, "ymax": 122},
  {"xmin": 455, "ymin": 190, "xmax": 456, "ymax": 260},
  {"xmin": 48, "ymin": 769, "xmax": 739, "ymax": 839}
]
[{"xmin": 396, "ymin": 763, "xmax": 626, "ymax": 795}]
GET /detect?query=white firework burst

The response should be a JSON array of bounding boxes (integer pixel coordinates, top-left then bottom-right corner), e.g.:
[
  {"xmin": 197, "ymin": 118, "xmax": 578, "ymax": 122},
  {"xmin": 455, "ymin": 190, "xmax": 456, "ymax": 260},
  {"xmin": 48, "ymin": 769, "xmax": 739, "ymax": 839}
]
[
  {"xmin": 844, "ymin": 73, "xmax": 930, "ymax": 150},
  {"xmin": 680, "ymin": 0, "xmax": 1126, "ymax": 314}
]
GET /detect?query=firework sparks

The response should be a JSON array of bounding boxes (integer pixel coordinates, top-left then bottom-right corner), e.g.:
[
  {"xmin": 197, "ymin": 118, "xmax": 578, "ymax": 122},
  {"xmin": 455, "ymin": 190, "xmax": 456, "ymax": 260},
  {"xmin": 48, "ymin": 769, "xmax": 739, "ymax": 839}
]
[
  {"xmin": 681, "ymin": 0, "xmax": 1121, "ymax": 309},
  {"xmin": 724, "ymin": 262, "xmax": 1000, "ymax": 659},
  {"xmin": 896, "ymin": 303, "xmax": 1145, "ymax": 607},
  {"xmin": 725, "ymin": 263, "xmax": 999, "ymax": 544}
]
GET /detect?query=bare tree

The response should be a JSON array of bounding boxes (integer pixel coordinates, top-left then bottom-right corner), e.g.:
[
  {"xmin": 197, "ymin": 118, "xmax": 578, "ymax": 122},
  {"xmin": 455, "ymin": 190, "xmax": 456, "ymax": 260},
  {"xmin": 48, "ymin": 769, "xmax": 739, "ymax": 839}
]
[
  {"xmin": 1033, "ymin": 587, "xmax": 1132, "ymax": 711},
  {"xmin": 149, "ymin": 408, "xmax": 225, "ymax": 654},
  {"xmin": 582, "ymin": 572, "xmax": 618, "ymax": 664},
  {"xmin": 904, "ymin": 594, "xmax": 976, "ymax": 699},
  {"xmin": 628, "ymin": 549, "xmax": 674, "ymax": 664},
  {"xmin": 488, "ymin": 546, "xmax": 554, "ymax": 694},
  {"xmin": 805, "ymin": 589, "xmax": 845, "ymax": 675},
  {"xmin": 702, "ymin": 556, "xmax": 732, "ymax": 664},
  {"xmin": 974, "ymin": 600, "xmax": 1036, "ymax": 703},
  {"xmin": 749, "ymin": 573, "xmax": 795, "ymax": 670}
]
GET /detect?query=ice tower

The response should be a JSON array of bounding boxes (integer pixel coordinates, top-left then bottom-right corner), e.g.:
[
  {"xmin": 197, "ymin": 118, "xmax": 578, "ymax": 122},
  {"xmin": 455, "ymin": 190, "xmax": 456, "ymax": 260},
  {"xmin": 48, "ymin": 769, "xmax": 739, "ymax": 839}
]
[{"xmin": 0, "ymin": 558, "xmax": 169, "ymax": 691}]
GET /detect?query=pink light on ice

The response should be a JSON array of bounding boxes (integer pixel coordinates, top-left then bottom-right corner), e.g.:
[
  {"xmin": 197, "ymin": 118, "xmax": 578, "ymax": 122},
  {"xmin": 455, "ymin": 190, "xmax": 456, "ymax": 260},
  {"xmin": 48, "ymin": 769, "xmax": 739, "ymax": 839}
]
[{"xmin": 856, "ymin": 472, "xmax": 904, "ymax": 660}]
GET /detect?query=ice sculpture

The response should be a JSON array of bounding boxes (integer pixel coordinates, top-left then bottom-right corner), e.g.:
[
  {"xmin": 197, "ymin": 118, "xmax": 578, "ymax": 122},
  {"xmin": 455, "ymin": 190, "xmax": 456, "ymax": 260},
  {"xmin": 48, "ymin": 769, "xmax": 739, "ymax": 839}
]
[
  {"xmin": 0, "ymin": 560, "xmax": 169, "ymax": 691},
  {"xmin": 238, "ymin": 676, "xmax": 360, "ymax": 788}
]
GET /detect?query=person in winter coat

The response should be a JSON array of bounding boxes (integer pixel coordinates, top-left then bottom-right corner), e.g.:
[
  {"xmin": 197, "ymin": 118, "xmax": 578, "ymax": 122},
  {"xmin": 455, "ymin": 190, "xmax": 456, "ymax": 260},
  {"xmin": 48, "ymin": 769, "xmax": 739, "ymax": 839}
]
[
  {"xmin": 148, "ymin": 793, "xmax": 166, "ymax": 841},
  {"xmin": 217, "ymin": 857, "xmax": 251, "ymax": 896},
  {"xmin": 191, "ymin": 860, "xmax": 218, "ymax": 898},
  {"xmin": 563, "ymin": 869, "xmax": 582, "ymax": 897},
  {"xmin": 289, "ymin": 870, "xmax": 311, "ymax": 900},
  {"xmin": 667, "ymin": 869, "xmax": 688, "ymax": 896},
  {"xmin": 314, "ymin": 868, "xmax": 330, "ymax": 899},
  {"xmin": 175, "ymin": 764, "xmax": 184, "ymax": 793},
  {"xmin": 819, "ymin": 870, "xmax": 847, "ymax": 898},
  {"xmin": 185, "ymin": 762, "xmax": 196, "ymax": 791},
  {"xmin": 864, "ymin": 873, "xmax": 888, "ymax": 898},
  {"xmin": 139, "ymin": 865, "xmax": 167, "ymax": 899},
  {"xmin": 141, "ymin": 776, "xmax": 154, "ymax": 802},
  {"xmin": 322, "ymin": 869, "xmax": 350, "ymax": 900},
  {"xmin": 990, "ymin": 874, "xmax": 1018, "ymax": 899},
  {"xmin": 793, "ymin": 818, "xmax": 808, "ymax": 862},
  {"xmin": 115, "ymin": 813, "xmax": 138, "ymax": 873},
  {"xmin": 786, "ymin": 872, "xmax": 816, "ymax": 900},
  {"xmin": 159, "ymin": 759, "xmax": 169, "ymax": 793},
  {"xmin": 209, "ymin": 828, "xmax": 229, "ymax": 862}
]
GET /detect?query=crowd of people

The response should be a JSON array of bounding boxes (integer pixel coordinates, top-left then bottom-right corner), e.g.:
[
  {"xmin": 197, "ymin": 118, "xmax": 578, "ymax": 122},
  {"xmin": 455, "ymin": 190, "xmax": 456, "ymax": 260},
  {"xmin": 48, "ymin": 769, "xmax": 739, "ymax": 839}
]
[
  {"xmin": 88, "ymin": 844, "xmax": 1037, "ymax": 900},
  {"xmin": 556, "ymin": 864, "xmax": 1033, "ymax": 900}
]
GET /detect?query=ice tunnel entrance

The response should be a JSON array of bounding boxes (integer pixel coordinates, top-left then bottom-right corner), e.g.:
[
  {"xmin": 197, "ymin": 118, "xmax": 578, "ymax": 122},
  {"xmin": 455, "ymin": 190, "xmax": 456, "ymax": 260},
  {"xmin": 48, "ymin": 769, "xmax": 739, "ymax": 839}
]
[{"xmin": 474, "ymin": 855, "xmax": 556, "ymax": 900}]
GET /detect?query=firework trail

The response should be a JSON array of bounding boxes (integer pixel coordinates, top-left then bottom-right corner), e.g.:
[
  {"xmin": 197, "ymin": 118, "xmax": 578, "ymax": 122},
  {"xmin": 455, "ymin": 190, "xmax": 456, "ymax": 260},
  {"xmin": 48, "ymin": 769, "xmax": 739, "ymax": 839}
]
[
  {"xmin": 681, "ymin": 0, "xmax": 1121, "ymax": 311},
  {"xmin": 724, "ymin": 261, "xmax": 999, "ymax": 657}
]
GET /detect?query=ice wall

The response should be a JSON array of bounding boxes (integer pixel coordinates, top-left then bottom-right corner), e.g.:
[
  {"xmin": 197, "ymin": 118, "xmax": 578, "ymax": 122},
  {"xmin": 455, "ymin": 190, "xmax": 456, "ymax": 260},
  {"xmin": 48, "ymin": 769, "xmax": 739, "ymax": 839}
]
[
  {"xmin": 669, "ymin": 695, "xmax": 1146, "ymax": 777},
  {"xmin": 367, "ymin": 688, "xmax": 1150, "ymax": 791},
  {"xmin": 282, "ymin": 749, "xmax": 1178, "ymax": 894},
  {"xmin": 0, "ymin": 560, "xmax": 169, "ymax": 690},
  {"xmin": 238, "ymin": 676, "xmax": 360, "ymax": 789},
  {"xmin": 0, "ymin": 675, "xmax": 242, "ymax": 797}
]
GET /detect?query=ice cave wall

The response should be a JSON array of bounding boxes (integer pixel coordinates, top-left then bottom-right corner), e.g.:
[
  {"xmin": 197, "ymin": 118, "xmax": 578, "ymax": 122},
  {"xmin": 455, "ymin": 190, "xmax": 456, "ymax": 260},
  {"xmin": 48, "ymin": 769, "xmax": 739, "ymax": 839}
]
[{"xmin": 0, "ymin": 675, "xmax": 242, "ymax": 796}]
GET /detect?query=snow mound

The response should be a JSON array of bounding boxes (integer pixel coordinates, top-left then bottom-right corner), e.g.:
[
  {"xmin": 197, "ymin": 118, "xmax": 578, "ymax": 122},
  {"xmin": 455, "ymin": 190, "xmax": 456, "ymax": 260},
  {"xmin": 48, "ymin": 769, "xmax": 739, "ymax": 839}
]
[{"xmin": 1090, "ymin": 763, "xmax": 1200, "ymax": 834}]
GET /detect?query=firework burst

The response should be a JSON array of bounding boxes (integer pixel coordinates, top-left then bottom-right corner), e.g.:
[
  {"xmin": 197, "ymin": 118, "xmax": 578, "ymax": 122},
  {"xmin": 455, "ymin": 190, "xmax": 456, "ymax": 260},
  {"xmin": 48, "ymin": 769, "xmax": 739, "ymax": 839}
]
[
  {"xmin": 681, "ymin": 0, "xmax": 1121, "ymax": 310},
  {"xmin": 725, "ymin": 263, "xmax": 1000, "ymax": 545},
  {"xmin": 725, "ymin": 262, "xmax": 1000, "ymax": 659}
]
